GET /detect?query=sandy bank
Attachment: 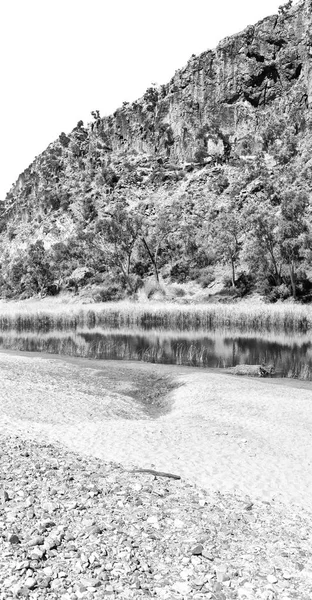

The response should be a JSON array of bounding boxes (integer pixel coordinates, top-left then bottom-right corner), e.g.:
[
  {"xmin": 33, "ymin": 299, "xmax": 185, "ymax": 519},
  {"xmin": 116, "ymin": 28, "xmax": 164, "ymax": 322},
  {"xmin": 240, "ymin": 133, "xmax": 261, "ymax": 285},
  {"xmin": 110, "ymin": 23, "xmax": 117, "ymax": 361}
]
[{"xmin": 0, "ymin": 351, "xmax": 312, "ymax": 512}]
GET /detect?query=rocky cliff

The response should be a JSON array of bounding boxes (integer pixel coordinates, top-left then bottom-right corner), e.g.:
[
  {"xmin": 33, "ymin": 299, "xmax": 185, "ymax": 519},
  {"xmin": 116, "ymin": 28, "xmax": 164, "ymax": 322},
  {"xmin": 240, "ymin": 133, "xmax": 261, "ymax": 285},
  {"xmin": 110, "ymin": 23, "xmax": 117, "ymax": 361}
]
[
  {"xmin": 99, "ymin": 0, "xmax": 309, "ymax": 161},
  {"xmin": 2, "ymin": 0, "xmax": 312, "ymax": 301},
  {"xmin": 7, "ymin": 0, "xmax": 311, "ymax": 198}
]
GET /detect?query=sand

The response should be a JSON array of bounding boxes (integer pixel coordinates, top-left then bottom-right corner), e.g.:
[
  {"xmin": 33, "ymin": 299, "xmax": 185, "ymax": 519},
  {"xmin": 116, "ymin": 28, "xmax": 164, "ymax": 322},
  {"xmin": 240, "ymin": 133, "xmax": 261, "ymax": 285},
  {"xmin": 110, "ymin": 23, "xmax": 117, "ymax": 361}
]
[{"xmin": 0, "ymin": 350, "xmax": 312, "ymax": 512}]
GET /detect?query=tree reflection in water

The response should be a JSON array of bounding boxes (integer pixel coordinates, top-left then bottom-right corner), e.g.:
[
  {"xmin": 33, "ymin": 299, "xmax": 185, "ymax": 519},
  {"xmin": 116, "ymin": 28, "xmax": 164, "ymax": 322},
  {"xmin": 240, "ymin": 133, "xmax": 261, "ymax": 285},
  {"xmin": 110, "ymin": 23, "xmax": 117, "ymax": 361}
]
[{"xmin": 0, "ymin": 327, "xmax": 311, "ymax": 379}]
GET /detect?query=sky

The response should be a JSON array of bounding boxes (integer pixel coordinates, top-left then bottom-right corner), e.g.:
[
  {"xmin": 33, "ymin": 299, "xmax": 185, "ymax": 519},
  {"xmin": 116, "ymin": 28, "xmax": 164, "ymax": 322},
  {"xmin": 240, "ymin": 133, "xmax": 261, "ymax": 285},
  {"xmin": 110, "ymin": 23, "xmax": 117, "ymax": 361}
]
[{"xmin": 0, "ymin": 0, "xmax": 288, "ymax": 198}]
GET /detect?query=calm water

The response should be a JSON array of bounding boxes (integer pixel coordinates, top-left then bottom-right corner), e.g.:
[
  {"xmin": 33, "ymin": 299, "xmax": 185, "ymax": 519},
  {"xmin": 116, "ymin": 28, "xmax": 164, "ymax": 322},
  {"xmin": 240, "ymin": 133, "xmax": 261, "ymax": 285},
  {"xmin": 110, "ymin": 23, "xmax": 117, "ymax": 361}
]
[{"xmin": 0, "ymin": 326, "xmax": 312, "ymax": 379}]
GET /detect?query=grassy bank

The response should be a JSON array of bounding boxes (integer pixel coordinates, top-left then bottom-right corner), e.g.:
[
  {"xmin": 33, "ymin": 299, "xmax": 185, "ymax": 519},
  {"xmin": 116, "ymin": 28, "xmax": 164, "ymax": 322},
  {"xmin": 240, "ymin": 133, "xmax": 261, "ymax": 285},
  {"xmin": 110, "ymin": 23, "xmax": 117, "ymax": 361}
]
[{"xmin": 0, "ymin": 298, "xmax": 311, "ymax": 332}]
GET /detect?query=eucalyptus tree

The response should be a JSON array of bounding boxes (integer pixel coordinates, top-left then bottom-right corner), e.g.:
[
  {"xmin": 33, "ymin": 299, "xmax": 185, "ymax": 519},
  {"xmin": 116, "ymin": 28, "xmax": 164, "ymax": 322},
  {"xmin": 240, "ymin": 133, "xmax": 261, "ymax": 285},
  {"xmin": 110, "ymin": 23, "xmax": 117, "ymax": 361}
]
[
  {"xmin": 94, "ymin": 198, "xmax": 142, "ymax": 292},
  {"xmin": 277, "ymin": 190, "xmax": 309, "ymax": 299},
  {"xmin": 242, "ymin": 197, "xmax": 282, "ymax": 288},
  {"xmin": 137, "ymin": 195, "xmax": 183, "ymax": 284}
]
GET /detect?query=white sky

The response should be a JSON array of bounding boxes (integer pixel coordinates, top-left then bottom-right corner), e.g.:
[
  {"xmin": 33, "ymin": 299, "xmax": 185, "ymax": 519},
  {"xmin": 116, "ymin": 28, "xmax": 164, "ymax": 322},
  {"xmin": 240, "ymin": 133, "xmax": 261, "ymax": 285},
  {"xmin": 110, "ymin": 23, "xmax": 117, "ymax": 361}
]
[{"xmin": 0, "ymin": 0, "xmax": 286, "ymax": 198}]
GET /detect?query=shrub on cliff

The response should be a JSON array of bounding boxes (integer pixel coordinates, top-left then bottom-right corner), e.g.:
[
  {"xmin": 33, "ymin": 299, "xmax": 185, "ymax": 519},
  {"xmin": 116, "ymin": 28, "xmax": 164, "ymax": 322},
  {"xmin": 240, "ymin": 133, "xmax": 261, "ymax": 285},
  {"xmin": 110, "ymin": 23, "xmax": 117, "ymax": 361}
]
[
  {"xmin": 59, "ymin": 132, "xmax": 70, "ymax": 148},
  {"xmin": 194, "ymin": 148, "xmax": 208, "ymax": 165}
]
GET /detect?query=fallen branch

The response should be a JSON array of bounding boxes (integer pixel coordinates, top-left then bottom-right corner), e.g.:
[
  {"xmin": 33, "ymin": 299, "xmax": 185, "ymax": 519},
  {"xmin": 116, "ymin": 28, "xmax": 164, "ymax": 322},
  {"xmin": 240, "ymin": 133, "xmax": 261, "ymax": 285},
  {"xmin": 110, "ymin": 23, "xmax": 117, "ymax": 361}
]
[{"xmin": 128, "ymin": 468, "xmax": 181, "ymax": 480}]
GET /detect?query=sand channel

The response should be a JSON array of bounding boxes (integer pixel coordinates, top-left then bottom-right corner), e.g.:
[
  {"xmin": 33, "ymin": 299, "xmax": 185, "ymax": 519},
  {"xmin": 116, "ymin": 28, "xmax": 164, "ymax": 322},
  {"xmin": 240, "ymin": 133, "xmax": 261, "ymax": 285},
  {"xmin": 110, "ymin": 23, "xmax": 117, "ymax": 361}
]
[{"xmin": 0, "ymin": 350, "xmax": 312, "ymax": 512}]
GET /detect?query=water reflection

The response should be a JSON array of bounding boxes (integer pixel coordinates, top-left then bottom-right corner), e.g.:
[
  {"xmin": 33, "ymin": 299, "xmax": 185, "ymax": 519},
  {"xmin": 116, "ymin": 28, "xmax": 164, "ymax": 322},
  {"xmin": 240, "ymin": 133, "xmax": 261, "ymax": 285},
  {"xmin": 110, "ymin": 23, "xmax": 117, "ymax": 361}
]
[{"xmin": 0, "ymin": 326, "xmax": 312, "ymax": 379}]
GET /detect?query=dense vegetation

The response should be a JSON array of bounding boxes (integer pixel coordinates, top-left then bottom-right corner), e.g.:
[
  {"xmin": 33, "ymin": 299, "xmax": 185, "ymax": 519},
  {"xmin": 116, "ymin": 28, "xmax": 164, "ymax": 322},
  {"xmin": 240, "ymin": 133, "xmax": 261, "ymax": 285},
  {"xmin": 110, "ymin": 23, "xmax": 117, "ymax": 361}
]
[{"xmin": 1, "ymin": 1, "xmax": 312, "ymax": 304}]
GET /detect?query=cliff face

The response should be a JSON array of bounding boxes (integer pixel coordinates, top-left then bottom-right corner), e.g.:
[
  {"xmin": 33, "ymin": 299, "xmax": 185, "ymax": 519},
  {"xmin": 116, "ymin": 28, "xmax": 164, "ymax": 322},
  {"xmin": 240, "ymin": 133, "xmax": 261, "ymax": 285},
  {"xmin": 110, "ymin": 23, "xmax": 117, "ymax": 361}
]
[
  {"xmin": 6, "ymin": 1, "xmax": 311, "ymax": 206},
  {"xmin": 99, "ymin": 0, "xmax": 310, "ymax": 161},
  {"xmin": 2, "ymin": 0, "xmax": 312, "ymax": 300}
]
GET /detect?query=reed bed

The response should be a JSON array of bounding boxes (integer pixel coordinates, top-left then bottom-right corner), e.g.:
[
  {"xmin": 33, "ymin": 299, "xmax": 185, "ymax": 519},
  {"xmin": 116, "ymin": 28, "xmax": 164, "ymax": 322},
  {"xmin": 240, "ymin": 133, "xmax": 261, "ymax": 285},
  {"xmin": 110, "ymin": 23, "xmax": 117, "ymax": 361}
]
[{"xmin": 0, "ymin": 300, "xmax": 311, "ymax": 332}]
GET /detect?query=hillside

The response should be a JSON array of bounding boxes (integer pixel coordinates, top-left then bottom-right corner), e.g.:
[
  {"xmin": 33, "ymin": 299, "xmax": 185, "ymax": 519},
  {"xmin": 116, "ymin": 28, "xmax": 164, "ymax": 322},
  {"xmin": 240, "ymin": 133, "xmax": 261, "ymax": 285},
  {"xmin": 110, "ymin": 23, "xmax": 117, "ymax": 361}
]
[{"xmin": 2, "ymin": 0, "xmax": 312, "ymax": 302}]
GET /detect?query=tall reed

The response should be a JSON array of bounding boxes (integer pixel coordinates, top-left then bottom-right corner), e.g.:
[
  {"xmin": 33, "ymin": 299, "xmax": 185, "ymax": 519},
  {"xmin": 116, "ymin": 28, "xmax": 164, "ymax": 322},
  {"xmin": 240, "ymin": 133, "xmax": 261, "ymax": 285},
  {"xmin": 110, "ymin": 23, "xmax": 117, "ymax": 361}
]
[{"xmin": 0, "ymin": 301, "xmax": 311, "ymax": 333}]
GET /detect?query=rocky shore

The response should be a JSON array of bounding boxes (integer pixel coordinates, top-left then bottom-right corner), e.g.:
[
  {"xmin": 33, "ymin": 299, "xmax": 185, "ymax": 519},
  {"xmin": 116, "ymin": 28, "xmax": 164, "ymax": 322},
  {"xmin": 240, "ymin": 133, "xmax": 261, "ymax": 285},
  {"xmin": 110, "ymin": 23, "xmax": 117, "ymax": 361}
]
[{"xmin": 1, "ymin": 436, "xmax": 312, "ymax": 600}]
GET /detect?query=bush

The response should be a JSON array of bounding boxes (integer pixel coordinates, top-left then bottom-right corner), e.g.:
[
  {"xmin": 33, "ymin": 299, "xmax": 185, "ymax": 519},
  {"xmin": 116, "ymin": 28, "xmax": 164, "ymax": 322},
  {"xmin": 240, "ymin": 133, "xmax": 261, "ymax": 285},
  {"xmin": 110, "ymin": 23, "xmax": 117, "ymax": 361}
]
[
  {"xmin": 143, "ymin": 279, "xmax": 166, "ymax": 299},
  {"xmin": 168, "ymin": 284, "xmax": 186, "ymax": 298},
  {"xmin": 266, "ymin": 283, "xmax": 291, "ymax": 303},
  {"xmin": 125, "ymin": 274, "xmax": 144, "ymax": 295},
  {"xmin": 194, "ymin": 148, "xmax": 208, "ymax": 164},
  {"xmin": 91, "ymin": 283, "xmax": 125, "ymax": 302},
  {"xmin": 102, "ymin": 168, "xmax": 119, "ymax": 188},
  {"xmin": 222, "ymin": 275, "xmax": 234, "ymax": 288},
  {"xmin": 170, "ymin": 262, "xmax": 190, "ymax": 283},
  {"xmin": 46, "ymin": 194, "xmax": 61, "ymax": 211},
  {"xmin": 133, "ymin": 260, "xmax": 150, "ymax": 278},
  {"xmin": 294, "ymin": 272, "xmax": 312, "ymax": 301},
  {"xmin": 59, "ymin": 192, "xmax": 71, "ymax": 211},
  {"xmin": 235, "ymin": 271, "xmax": 254, "ymax": 297},
  {"xmin": 198, "ymin": 267, "xmax": 215, "ymax": 288}
]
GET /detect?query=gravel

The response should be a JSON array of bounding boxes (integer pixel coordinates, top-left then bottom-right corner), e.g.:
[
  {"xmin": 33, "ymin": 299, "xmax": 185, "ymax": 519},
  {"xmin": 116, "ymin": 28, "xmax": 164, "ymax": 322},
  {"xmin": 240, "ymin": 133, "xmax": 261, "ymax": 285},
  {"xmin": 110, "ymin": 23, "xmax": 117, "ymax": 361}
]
[{"xmin": 1, "ymin": 435, "xmax": 312, "ymax": 599}]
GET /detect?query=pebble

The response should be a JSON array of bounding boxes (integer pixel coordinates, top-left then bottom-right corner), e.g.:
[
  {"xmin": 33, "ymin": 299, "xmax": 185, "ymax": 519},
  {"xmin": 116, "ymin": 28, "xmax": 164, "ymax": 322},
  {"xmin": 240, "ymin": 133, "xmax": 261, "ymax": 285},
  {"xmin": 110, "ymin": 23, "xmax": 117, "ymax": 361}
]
[
  {"xmin": 38, "ymin": 576, "xmax": 51, "ymax": 588},
  {"xmin": 172, "ymin": 581, "xmax": 192, "ymax": 595},
  {"xmin": 202, "ymin": 550, "xmax": 214, "ymax": 561},
  {"xmin": 180, "ymin": 567, "xmax": 194, "ymax": 580},
  {"xmin": 24, "ymin": 576, "xmax": 36, "ymax": 589},
  {"xmin": 267, "ymin": 574, "xmax": 278, "ymax": 584},
  {"xmin": 28, "ymin": 547, "xmax": 45, "ymax": 560},
  {"xmin": 27, "ymin": 535, "xmax": 44, "ymax": 547},
  {"xmin": 173, "ymin": 518, "xmax": 185, "ymax": 528},
  {"xmin": 24, "ymin": 496, "xmax": 34, "ymax": 507},
  {"xmin": 147, "ymin": 515, "xmax": 159, "ymax": 528},
  {"xmin": 8, "ymin": 533, "xmax": 21, "ymax": 544},
  {"xmin": 283, "ymin": 571, "xmax": 291, "ymax": 580},
  {"xmin": 191, "ymin": 544, "xmax": 204, "ymax": 555},
  {"xmin": 215, "ymin": 564, "xmax": 227, "ymax": 582},
  {"xmin": 80, "ymin": 577, "xmax": 102, "ymax": 588},
  {"xmin": 1, "ymin": 488, "xmax": 9, "ymax": 503},
  {"xmin": 193, "ymin": 576, "xmax": 207, "ymax": 587}
]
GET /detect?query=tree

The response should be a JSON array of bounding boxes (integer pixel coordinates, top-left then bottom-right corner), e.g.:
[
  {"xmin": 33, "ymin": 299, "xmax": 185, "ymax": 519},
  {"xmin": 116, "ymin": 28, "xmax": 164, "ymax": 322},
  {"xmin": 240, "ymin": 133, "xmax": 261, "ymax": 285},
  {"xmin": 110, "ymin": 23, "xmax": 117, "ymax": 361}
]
[
  {"xmin": 243, "ymin": 198, "xmax": 282, "ymax": 287},
  {"xmin": 208, "ymin": 201, "xmax": 243, "ymax": 287},
  {"xmin": 22, "ymin": 240, "xmax": 54, "ymax": 297},
  {"xmin": 137, "ymin": 197, "xmax": 182, "ymax": 284},
  {"xmin": 277, "ymin": 190, "xmax": 309, "ymax": 299},
  {"xmin": 95, "ymin": 200, "xmax": 142, "ymax": 291}
]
